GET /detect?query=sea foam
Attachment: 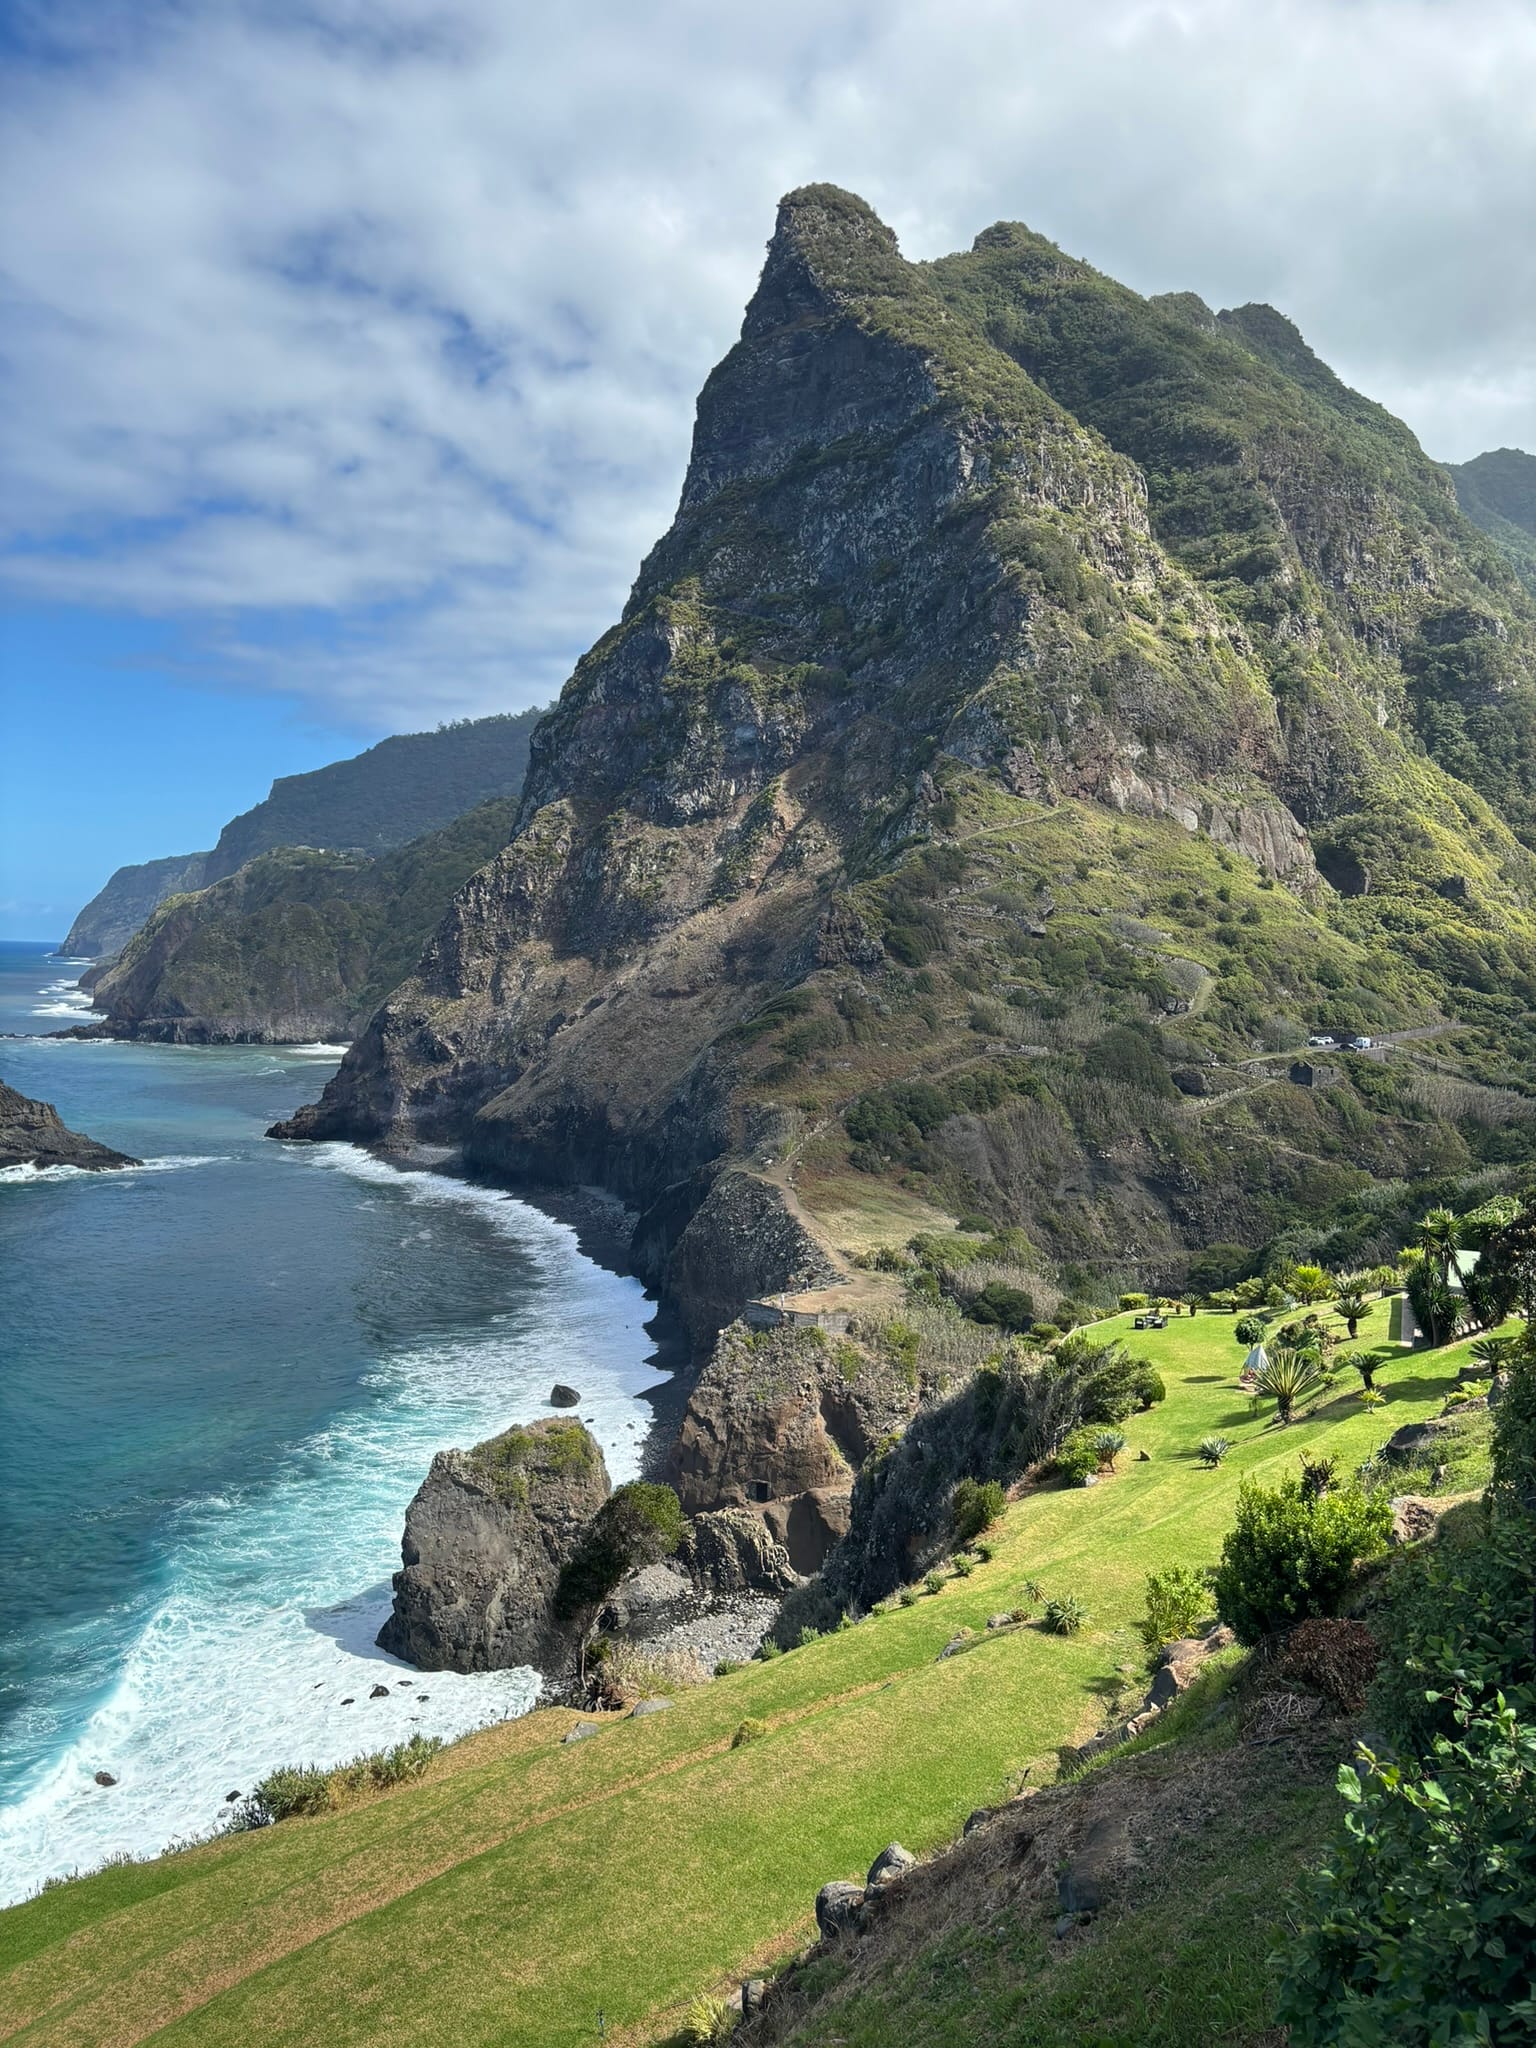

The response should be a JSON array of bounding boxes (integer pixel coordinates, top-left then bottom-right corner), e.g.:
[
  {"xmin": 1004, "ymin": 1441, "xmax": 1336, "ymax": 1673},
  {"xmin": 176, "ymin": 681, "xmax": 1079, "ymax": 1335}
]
[{"xmin": 0, "ymin": 1145, "xmax": 662, "ymax": 1904}]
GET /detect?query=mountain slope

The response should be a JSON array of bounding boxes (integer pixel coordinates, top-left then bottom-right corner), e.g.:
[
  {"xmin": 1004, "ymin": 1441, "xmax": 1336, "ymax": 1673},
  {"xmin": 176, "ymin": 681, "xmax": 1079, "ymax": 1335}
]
[
  {"xmin": 58, "ymin": 709, "xmax": 544, "ymax": 959},
  {"xmin": 84, "ymin": 799, "xmax": 521, "ymax": 1044},
  {"xmin": 1448, "ymin": 446, "xmax": 1536, "ymax": 596},
  {"xmin": 276, "ymin": 187, "xmax": 1536, "ymax": 1335}
]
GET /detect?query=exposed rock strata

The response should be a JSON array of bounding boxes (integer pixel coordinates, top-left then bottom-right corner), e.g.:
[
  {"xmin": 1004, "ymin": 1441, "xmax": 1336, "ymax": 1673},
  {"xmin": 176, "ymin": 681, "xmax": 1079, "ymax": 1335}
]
[{"xmin": 0, "ymin": 1080, "xmax": 139, "ymax": 1171}]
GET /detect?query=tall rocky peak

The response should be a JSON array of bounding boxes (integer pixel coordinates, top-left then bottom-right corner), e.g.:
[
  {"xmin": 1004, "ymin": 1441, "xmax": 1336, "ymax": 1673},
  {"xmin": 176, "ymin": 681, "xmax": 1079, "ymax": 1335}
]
[{"xmin": 275, "ymin": 188, "xmax": 1536, "ymax": 1345}]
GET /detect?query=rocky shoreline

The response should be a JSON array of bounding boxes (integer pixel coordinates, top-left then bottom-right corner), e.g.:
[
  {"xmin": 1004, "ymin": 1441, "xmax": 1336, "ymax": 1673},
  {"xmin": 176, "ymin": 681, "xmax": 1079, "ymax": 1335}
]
[{"xmin": 0, "ymin": 1078, "xmax": 140, "ymax": 1172}]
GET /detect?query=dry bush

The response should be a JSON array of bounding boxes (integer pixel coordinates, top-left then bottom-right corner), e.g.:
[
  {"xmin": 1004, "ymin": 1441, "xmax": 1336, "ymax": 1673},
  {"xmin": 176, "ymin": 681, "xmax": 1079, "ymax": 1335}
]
[
  {"xmin": 1406, "ymin": 1071, "xmax": 1536, "ymax": 1129},
  {"xmin": 1273, "ymin": 1617, "xmax": 1381, "ymax": 1712},
  {"xmin": 596, "ymin": 1643, "xmax": 711, "ymax": 1706}
]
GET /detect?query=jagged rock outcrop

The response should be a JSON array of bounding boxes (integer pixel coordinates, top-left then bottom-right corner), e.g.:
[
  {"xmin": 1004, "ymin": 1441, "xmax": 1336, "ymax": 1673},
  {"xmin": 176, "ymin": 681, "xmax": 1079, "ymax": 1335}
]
[
  {"xmin": 272, "ymin": 183, "xmax": 1536, "ymax": 1355},
  {"xmin": 376, "ymin": 1418, "xmax": 610, "ymax": 1673},
  {"xmin": 670, "ymin": 1320, "xmax": 925, "ymax": 1572},
  {"xmin": 0, "ymin": 1079, "xmax": 140, "ymax": 1171},
  {"xmin": 677, "ymin": 1508, "xmax": 801, "ymax": 1596}
]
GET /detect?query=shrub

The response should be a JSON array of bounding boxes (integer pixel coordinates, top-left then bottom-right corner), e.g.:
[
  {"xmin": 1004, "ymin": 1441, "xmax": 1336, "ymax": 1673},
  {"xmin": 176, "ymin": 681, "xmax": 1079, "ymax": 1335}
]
[
  {"xmin": 1092, "ymin": 1429, "xmax": 1127, "ymax": 1472},
  {"xmin": 713, "ymin": 1659, "xmax": 744, "ymax": 1678},
  {"xmin": 601, "ymin": 1644, "xmax": 710, "ymax": 1703},
  {"xmin": 952, "ymin": 1476, "xmax": 1007, "ymax": 1544},
  {"xmin": 1132, "ymin": 1364, "xmax": 1166, "ymax": 1410},
  {"xmin": 1358, "ymin": 1387, "xmax": 1385, "ymax": 1409},
  {"xmin": 1042, "ymin": 1593, "xmax": 1087, "ymax": 1635},
  {"xmin": 1137, "ymin": 1565, "xmax": 1213, "ymax": 1653},
  {"xmin": 951, "ymin": 1555, "xmax": 975, "ymax": 1578},
  {"xmin": 973, "ymin": 1539, "xmax": 996, "ymax": 1562},
  {"xmin": 1298, "ymin": 1451, "xmax": 1337, "ymax": 1501},
  {"xmin": 1276, "ymin": 1693, "xmax": 1536, "ymax": 2045},
  {"xmin": 730, "ymin": 1718, "xmax": 767, "ymax": 1749},
  {"xmin": 923, "ymin": 1571, "xmax": 946, "ymax": 1595},
  {"xmin": 226, "ymin": 1736, "xmax": 442, "ymax": 1831},
  {"xmin": 1119, "ymin": 1292, "xmax": 1149, "ymax": 1311},
  {"xmin": 1053, "ymin": 1431, "xmax": 1101, "ymax": 1487},
  {"xmin": 1198, "ymin": 1435, "xmax": 1232, "ymax": 1467},
  {"xmin": 755, "ymin": 1638, "xmax": 782, "ymax": 1660},
  {"xmin": 1234, "ymin": 1312, "xmax": 1268, "ymax": 1347},
  {"xmin": 898, "ymin": 1586, "xmax": 920, "ymax": 1607},
  {"xmin": 796, "ymin": 1627, "xmax": 823, "ymax": 1649},
  {"xmin": 1212, "ymin": 1479, "xmax": 1392, "ymax": 1644},
  {"xmin": 956, "ymin": 1211, "xmax": 995, "ymax": 1234},
  {"xmin": 968, "ymin": 1281, "xmax": 1037, "ymax": 1331},
  {"xmin": 677, "ymin": 1991, "xmax": 738, "ymax": 2045}
]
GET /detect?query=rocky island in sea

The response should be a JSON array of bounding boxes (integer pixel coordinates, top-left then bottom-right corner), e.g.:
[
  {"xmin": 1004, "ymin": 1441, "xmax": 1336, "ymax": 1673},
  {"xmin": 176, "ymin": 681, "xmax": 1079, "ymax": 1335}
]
[{"xmin": 0, "ymin": 1078, "xmax": 140, "ymax": 1172}]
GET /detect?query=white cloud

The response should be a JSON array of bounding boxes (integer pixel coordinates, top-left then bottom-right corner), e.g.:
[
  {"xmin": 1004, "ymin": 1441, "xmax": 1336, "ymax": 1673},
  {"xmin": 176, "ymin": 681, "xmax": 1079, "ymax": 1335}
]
[{"xmin": 3, "ymin": 0, "xmax": 1535, "ymax": 730}]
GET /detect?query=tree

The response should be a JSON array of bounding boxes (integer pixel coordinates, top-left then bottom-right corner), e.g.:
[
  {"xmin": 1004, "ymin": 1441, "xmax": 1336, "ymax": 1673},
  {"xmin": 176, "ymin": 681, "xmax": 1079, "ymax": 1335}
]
[
  {"xmin": 1334, "ymin": 1290, "xmax": 1373, "ymax": 1341},
  {"xmin": 1415, "ymin": 1207, "xmax": 1461, "ymax": 1288},
  {"xmin": 1234, "ymin": 1312, "xmax": 1268, "ymax": 1347},
  {"xmin": 1469, "ymin": 1210, "xmax": 1536, "ymax": 1325},
  {"xmin": 1289, "ymin": 1264, "xmax": 1333, "ymax": 1305},
  {"xmin": 1213, "ymin": 1478, "xmax": 1391, "ymax": 1642},
  {"xmin": 1253, "ymin": 1345, "xmax": 1328, "ymax": 1424},
  {"xmin": 1405, "ymin": 1260, "xmax": 1459, "ymax": 1349},
  {"xmin": 556, "ymin": 1482, "xmax": 685, "ymax": 1648},
  {"xmin": 1350, "ymin": 1348, "xmax": 1392, "ymax": 1395}
]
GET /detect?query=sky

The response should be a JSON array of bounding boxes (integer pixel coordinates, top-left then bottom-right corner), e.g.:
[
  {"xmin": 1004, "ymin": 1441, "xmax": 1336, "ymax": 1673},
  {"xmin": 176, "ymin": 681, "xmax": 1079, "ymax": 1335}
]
[{"xmin": 3, "ymin": 0, "xmax": 1535, "ymax": 937}]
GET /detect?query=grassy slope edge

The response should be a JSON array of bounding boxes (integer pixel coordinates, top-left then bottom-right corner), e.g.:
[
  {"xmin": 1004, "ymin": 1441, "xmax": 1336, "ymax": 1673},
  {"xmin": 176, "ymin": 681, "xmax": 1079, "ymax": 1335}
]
[{"xmin": 0, "ymin": 1311, "xmax": 1495, "ymax": 2048}]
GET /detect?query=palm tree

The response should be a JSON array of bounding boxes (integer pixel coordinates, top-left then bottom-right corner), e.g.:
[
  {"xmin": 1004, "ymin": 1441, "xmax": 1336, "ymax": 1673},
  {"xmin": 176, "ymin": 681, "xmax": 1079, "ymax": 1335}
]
[
  {"xmin": 1289, "ymin": 1264, "xmax": 1332, "ymax": 1305},
  {"xmin": 1470, "ymin": 1334, "xmax": 1519, "ymax": 1374},
  {"xmin": 1252, "ymin": 1345, "xmax": 1328, "ymax": 1424},
  {"xmin": 1334, "ymin": 1290, "xmax": 1373, "ymax": 1341},
  {"xmin": 1351, "ymin": 1347, "xmax": 1390, "ymax": 1394},
  {"xmin": 1416, "ymin": 1207, "xmax": 1462, "ymax": 1287}
]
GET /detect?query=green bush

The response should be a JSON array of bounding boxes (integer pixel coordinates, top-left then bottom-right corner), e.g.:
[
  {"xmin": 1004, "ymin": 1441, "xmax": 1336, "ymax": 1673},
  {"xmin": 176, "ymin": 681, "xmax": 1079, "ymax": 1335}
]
[
  {"xmin": 1198, "ymin": 1435, "xmax": 1232, "ymax": 1467},
  {"xmin": 226, "ymin": 1735, "xmax": 442, "ymax": 1831},
  {"xmin": 1053, "ymin": 1431, "xmax": 1101, "ymax": 1487},
  {"xmin": 730, "ymin": 1718, "xmax": 767, "ymax": 1749},
  {"xmin": 676, "ymin": 1991, "xmax": 738, "ymax": 2045},
  {"xmin": 1212, "ymin": 1479, "xmax": 1392, "ymax": 1644},
  {"xmin": 967, "ymin": 1281, "xmax": 1037, "ymax": 1331},
  {"xmin": 1234, "ymin": 1312, "xmax": 1268, "ymax": 1347},
  {"xmin": 1137, "ymin": 1565, "xmax": 1213, "ymax": 1654},
  {"xmin": 951, "ymin": 1555, "xmax": 975, "ymax": 1578},
  {"xmin": 923, "ymin": 1570, "xmax": 946, "ymax": 1595},
  {"xmin": 1132, "ymin": 1364, "xmax": 1166, "ymax": 1410},
  {"xmin": 556, "ymin": 1482, "xmax": 684, "ymax": 1619},
  {"xmin": 1276, "ymin": 1693, "xmax": 1536, "ymax": 2044},
  {"xmin": 898, "ymin": 1586, "xmax": 920, "ymax": 1607},
  {"xmin": 952, "ymin": 1476, "xmax": 1007, "ymax": 1544},
  {"xmin": 1119, "ymin": 1292, "xmax": 1149, "ymax": 1311},
  {"xmin": 1042, "ymin": 1593, "xmax": 1087, "ymax": 1635}
]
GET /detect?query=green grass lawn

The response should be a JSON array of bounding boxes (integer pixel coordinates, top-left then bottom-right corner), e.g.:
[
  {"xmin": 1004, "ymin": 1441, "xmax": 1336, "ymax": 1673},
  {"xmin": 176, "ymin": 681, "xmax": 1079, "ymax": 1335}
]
[{"xmin": 0, "ymin": 1304, "xmax": 1493, "ymax": 2048}]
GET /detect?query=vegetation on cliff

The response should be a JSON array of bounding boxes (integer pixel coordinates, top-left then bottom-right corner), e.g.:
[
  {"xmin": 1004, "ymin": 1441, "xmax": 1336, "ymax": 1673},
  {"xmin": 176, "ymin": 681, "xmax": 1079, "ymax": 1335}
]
[{"xmin": 1449, "ymin": 446, "xmax": 1536, "ymax": 596}]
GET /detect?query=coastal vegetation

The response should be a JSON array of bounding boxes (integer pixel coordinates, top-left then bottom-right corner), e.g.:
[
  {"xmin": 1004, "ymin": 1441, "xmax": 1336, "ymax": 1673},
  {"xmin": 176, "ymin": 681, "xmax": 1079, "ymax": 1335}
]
[{"xmin": 3, "ymin": 1279, "xmax": 1517, "ymax": 2046}]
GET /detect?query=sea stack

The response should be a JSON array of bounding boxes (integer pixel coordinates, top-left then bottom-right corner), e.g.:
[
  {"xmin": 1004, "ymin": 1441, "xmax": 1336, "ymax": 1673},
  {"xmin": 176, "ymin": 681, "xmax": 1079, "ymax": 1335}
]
[{"xmin": 0, "ymin": 1079, "xmax": 140, "ymax": 1172}]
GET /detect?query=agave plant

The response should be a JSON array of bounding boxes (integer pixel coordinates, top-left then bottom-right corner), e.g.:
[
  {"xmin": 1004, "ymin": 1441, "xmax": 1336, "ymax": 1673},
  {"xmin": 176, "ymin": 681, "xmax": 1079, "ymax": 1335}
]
[
  {"xmin": 1092, "ymin": 1429, "xmax": 1128, "ymax": 1472},
  {"xmin": 1198, "ymin": 1435, "xmax": 1232, "ymax": 1468},
  {"xmin": 1042, "ymin": 1593, "xmax": 1087, "ymax": 1636},
  {"xmin": 1253, "ymin": 1344, "xmax": 1328, "ymax": 1424}
]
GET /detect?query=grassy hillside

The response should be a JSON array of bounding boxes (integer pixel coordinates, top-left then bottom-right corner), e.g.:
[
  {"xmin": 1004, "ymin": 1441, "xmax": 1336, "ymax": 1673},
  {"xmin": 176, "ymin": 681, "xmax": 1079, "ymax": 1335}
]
[{"xmin": 0, "ymin": 1306, "xmax": 1494, "ymax": 2047}]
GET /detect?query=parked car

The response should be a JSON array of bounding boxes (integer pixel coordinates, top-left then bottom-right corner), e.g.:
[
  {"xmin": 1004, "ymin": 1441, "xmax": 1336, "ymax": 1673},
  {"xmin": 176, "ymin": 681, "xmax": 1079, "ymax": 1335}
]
[
  {"xmin": 1348, "ymin": 1035, "xmax": 1374, "ymax": 1050},
  {"xmin": 1307, "ymin": 1034, "xmax": 1336, "ymax": 1048}
]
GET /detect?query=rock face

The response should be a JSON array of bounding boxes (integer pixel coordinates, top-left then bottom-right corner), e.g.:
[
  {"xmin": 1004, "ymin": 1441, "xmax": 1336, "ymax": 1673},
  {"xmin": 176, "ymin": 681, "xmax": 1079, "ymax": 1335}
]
[
  {"xmin": 58, "ymin": 853, "xmax": 212, "ymax": 961},
  {"xmin": 677, "ymin": 1508, "xmax": 801, "ymax": 1596},
  {"xmin": 376, "ymin": 1418, "xmax": 610, "ymax": 1673},
  {"xmin": 669, "ymin": 1321, "xmax": 921, "ymax": 1572},
  {"xmin": 0, "ymin": 1080, "xmax": 139, "ymax": 1171},
  {"xmin": 269, "ymin": 182, "xmax": 1536, "ymax": 1363}
]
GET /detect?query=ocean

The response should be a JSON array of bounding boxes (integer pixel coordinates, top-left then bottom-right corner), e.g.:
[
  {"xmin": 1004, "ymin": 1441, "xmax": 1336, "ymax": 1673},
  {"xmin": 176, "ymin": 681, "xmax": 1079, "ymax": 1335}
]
[{"xmin": 0, "ymin": 940, "xmax": 663, "ymax": 1904}]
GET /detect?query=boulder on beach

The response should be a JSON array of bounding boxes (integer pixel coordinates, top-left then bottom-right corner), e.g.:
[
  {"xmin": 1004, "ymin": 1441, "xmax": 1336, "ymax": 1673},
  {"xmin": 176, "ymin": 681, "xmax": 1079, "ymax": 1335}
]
[{"xmin": 549, "ymin": 1384, "xmax": 581, "ymax": 1408}]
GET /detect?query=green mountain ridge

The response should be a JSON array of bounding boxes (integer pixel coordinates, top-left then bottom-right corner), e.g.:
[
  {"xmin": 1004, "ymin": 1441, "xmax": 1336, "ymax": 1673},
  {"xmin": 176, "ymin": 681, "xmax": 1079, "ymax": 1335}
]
[
  {"xmin": 59, "ymin": 708, "xmax": 545, "ymax": 959},
  {"xmin": 83, "ymin": 798, "xmax": 523, "ymax": 1045},
  {"xmin": 277, "ymin": 186, "xmax": 1536, "ymax": 1331},
  {"xmin": 1448, "ymin": 445, "xmax": 1536, "ymax": 596}
]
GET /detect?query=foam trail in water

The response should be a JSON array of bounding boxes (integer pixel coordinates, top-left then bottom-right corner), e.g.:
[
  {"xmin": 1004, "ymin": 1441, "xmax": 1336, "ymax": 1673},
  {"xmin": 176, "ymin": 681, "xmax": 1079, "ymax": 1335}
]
[{"xmin": 0, "ymin": 1145, "xmax": 662, "ymax": 1903}]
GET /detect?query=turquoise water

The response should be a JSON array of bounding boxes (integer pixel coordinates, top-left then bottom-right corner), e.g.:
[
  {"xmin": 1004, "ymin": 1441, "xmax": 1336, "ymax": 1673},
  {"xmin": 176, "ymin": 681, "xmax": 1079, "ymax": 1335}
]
[{"xmin": 0, "ymin": 941, "xmax": 662, "ymax": 1902}]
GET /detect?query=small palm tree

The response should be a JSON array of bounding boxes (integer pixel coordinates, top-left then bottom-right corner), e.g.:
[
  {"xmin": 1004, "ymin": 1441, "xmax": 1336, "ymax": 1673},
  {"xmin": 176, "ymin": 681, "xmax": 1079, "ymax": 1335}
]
[
  {"xmin": 1198, "ymin": 1435, "xmax": 1232, "ymax": 1468},
  {"xmin": 1253, "ymin": 1345, "xmax": 1328, "ymax": 1424},
  {"xmin": 1334, "ymin": 1290, "xmax": 1374, "ymax": 1341},
  {"xmin": 1289, "ymin": 1264, "xmax": 1333, "ymax": 1305},
  {"xmin": 1351, "ymin": 1347, "xmax": 1391, "ymax": 1395},
  {"xmin": 1470, "ymin": 1334, "xmax": 1519, "ymax": 1374}
]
